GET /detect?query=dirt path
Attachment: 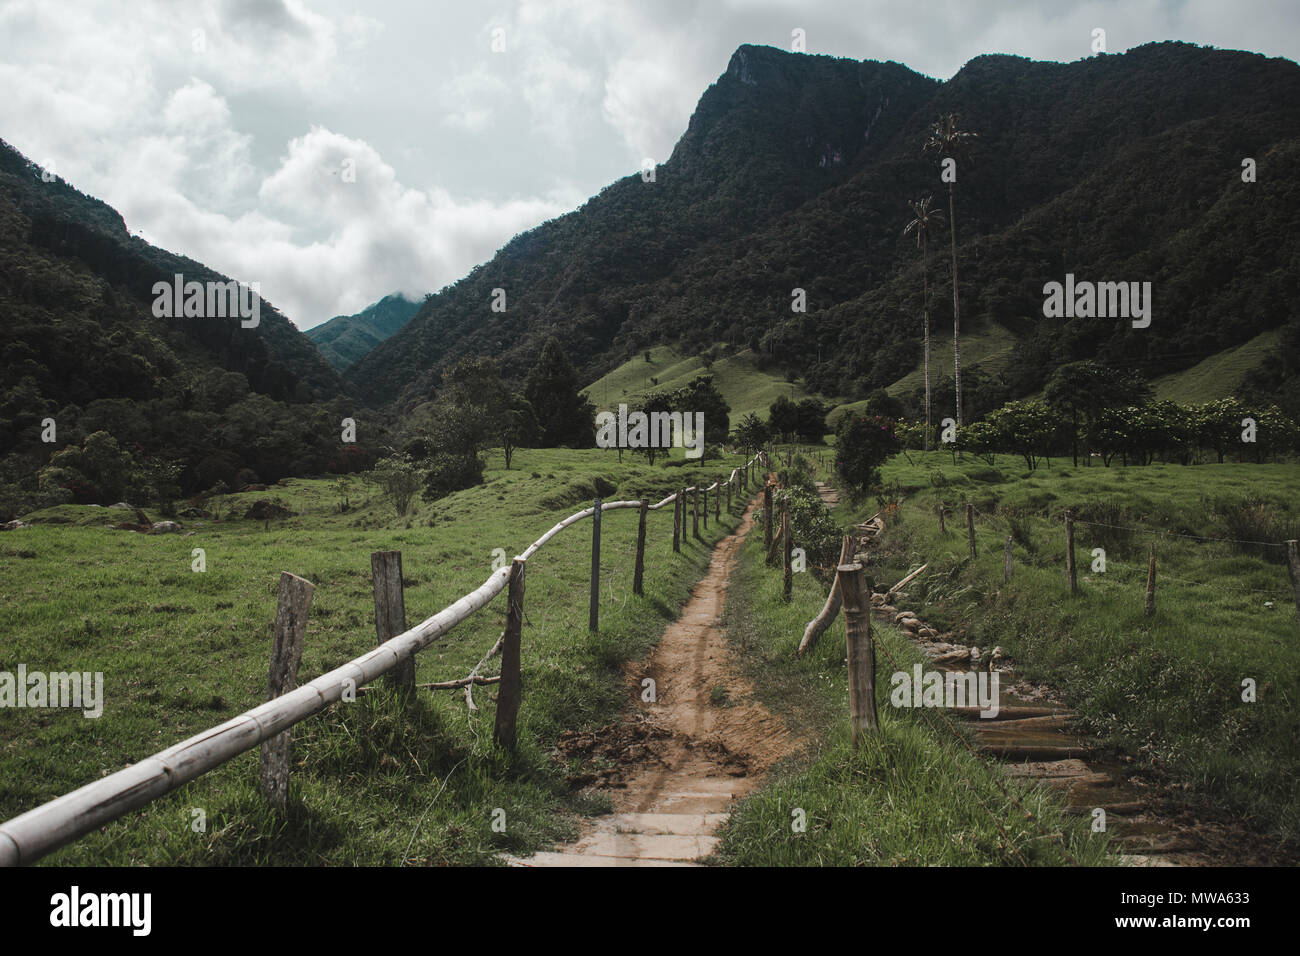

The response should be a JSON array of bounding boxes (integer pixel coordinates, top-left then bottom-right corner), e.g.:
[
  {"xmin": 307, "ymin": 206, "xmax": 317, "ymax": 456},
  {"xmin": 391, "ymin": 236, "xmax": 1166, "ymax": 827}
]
[{"xmin": 510, "ymin": 496, "xmax": 792, "ymax": 866}]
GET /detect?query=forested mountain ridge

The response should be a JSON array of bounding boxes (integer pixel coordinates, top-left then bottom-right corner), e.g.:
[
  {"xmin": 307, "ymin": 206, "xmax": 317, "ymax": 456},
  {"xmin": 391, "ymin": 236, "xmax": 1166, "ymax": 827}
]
[
  {"xmin": 305, "ymin": 293, "xmax": 421, "ymax": 371},
  {"xmin": 0, "ymin": 139, "xmax": 371, "ymax": 510},
  {"xmin": 347, "ymin": 41, "xmax": 1300, "ymax": 418}
]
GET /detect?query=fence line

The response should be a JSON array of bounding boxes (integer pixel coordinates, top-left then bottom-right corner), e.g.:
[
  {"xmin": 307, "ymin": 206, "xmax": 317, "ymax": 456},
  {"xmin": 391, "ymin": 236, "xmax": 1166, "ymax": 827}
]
[{"xmin": 0, "ymin": 452, "xmax": 767, "ymax": 867}]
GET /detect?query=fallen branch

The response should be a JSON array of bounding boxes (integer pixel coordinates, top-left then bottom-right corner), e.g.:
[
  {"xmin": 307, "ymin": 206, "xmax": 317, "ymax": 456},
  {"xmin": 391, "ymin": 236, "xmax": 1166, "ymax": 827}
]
[
  {"xmin": 887, "ymin": 563, "xmax": 928, "ymax": 598},
  {"xmin": 463, "ymin": 632, "xmax": 504, "ymax": 712},
  {"xmin": 797, "ymin": 535, "xmax": 853, "ymax": 658},
  {"xmin": 419, "ymin": 675, "xmax": 501, "ymax": 690}
]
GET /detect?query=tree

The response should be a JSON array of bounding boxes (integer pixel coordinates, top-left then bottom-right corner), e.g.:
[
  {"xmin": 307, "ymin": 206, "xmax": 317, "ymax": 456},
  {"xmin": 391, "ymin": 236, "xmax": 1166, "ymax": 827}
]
[
  {"xmin": 924, "ymin": 115, "xmax": 977, "ymax": 434},
  {"xmin": 904, "ymin": 195, "xmax": 943, "ymax": 450},
  {"xmin": 370, "ymin": 455, "xmax": 422, "ymax": 516},
  {"xmin": 733, "ymin": 412, "xmax": 769, "ymax": 455},
  {"xmin": 768, "ymin": 395, "xmax": 799, "ymax": 442},
  {"xmin": 1044, "ymin": 361, "xmax": 1151, "ymax": 466},
  {"xmin": 981, "ymin": 401, "xmax": 1063, "ymax": 471},
  {"xmin": 833, "ymin": 414, "xmax": 900, "ymax": 503},
  {"xmin": 500, "ymin": 393, "xmax": 539, "ymax": 469},
  {"xmin": 524, "ymin": 337, "xmax": 596, "ymax": 447},
  {"xmin": 794, "ymin": 398, "xmax": 827, "ymax": 443}
]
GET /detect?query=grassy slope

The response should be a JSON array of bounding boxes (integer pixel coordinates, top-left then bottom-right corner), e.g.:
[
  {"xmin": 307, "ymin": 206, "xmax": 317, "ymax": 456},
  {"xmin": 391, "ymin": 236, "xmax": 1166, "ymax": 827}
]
[
  {"xmin": 713, "ymin": 452, "xmax": 1107, "ymax": 866},
  {"xmin": 584, "ymin": 345, "xmax": 837, "ymax": 423},
  {"xmin": 865, "ymin": 450, "xmax": 1300, "ymax": 840},
  {"xmin": 1151, "ymin": 327, "xmax": 1282, "ymax": 404},
  {"xmin": 1, "ymin": 447, "xmax": 746, "ymax": 865}
]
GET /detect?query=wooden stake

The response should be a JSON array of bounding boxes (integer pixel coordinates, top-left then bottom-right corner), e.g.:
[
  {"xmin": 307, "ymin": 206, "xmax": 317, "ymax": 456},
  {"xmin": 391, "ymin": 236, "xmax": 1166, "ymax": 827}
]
[
  {"xmin": 1004, "ymin": 535, "xmax": 1013, "ymax": 583},
  {"xmin": 589, "ymin": 498, "xmax": 601, "ymax": 631},
  {"xmin": 763, "ymin": 485, "xmax": 773, "ymax": 553},
  {"xmin": 1066, "ymin": 509, "xmax": 1078, "ymax": 596},
  {"xmin": 693, "ymin": 486, "xmax": 700, "ymax": 539},
  {"xmin": 1144, "ymin": 545, "xmax": 1156, "ymax": 618},
  {"xmin": 493, "ymin": 559, "xmax": 526, "ymax": 752},
  {"xmin": 715, "ymin": 476, "xmax": 721, "ymax": 520},
  {"xmin": 371, "ymin": 551, "xmax": 413, "ymax": 698},
  {"xmin": 702, "ymin": 482, "xmax": 708, "ymax": 529},
  {"xmin": 839, "ymin": 563, "xmax": 877, "ymax": 746},
  {"xmin": 727, "ymin": 474, "xmax": 732, "ymax": 512},
  {"xmin": 798, "ymin": 535, "xmax": 853, "ymax": 658},
  {"xmin": 633, "ymin": 498, "xmax": 648, "ymax": 596},
  {"xmin": 782, "ymin": 498, "xmax": 793, "ymax": 602},
  {"xmin": 938, "ymin": 504, "xmax": 946, "ymax": 534},
  {"xmin": 258, "ymin": 571, "xmax": 314, "ymax": 812},
  {"xmin": 672, "ymin": 489, "xmax": 681, "ymax": 553},
  {"xmin": 966, "ymin": 503, "xmax": 976, "ymax": 559}
]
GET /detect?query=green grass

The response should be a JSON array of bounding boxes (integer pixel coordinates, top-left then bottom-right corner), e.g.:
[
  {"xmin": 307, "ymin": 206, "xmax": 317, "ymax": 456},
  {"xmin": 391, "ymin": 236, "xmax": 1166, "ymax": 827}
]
[
  {"xmin": 712, "ymin": 457, "xmax": 1109, "ymax": 866},
  {"xmin": 859, "ymin": 450, "xmax": 1300, "ymax": 842},
  {"xmin": 1151, "ymin": 327, "xmax": 1283, "ymax": 404},
  {"xmin": 0, "ymin": 446, "xmax": 748, "ymax": 865},
  {"xmin": 584, "ymin": 345, "xmax": 837, "ymax": 423}
]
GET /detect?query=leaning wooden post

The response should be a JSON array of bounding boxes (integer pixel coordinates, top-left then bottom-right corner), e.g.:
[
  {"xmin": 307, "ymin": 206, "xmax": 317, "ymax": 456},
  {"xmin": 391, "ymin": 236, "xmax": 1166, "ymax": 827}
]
[
  {"xmin": 839, "ymin": 563, "xmax": 878, "ymax": 746},
  {"xmin": 1144, "ymin": 545, "xmax": 1157, "ymax": 618},
  {"xmin": 1286, "ymin": 540, "xmax": 1300, "ymax": 629},
  {"xmin": 966, "ymin": 503, "xmax": 976, "ymax": 559},
  {"xmin": 692, "ymin": 486, "xmax": 701, "ymax": 539},
  {"xmin": 797, "ymin": 535, "xmax": 853, "ymax": 658},
  {"xmin": 589, "ymin": 499, "xmax": 602, "ymax": 631},
  {"xmin": 493, "ymin": 558, "xmax": 526, "ymax": 753},
  {"xmin": 371, "ymin": 550, "xmax": 413, "ymax": 698},
  {"xmin": 763, "ymin": 485, "xmax": 773, "ymax": 553},
  {"xmin": 1003, "ymin": 535, "xmax": 1013, "ymax": 583},
  {"xmin": 258, "ymin": 571, "xmax": 314, "ymax": 812},
  {"xmin": 782, "ymin": 498, "xmax": 793, "ymax": 602},
  {"xmin": 1065, "ymin": 509, "xmax": 1078, "ymax": 596},
  {"xmin": 633, "ymin": 498, "xmax": 648, "ymax": 596},
  {"xmin": 673, "ymin": 489, "xmax": 682, "ymax": 553}
]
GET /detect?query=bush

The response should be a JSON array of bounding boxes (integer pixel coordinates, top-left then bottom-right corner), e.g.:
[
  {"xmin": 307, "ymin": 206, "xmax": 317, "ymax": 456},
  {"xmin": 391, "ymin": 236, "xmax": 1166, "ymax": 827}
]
[
  {"xmin": 833, "ymin": 414, "xmax": 900, "ymax": 503},
  {"xmin": 421, "ymin": 453, "xmax": 485, "ymax": 502}
]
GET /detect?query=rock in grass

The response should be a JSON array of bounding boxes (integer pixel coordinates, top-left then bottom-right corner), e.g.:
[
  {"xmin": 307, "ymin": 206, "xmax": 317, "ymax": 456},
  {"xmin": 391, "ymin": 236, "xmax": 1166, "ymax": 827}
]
[{"xmin": 149, "ymin": 521, "xmax": 182, "ymax": 534}]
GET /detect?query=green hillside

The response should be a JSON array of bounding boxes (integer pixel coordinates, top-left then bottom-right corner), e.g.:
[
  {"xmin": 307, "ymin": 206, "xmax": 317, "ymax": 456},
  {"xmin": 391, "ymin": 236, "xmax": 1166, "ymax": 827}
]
[
  {"xmin": 1151, "ymin": 328, "xmax": 1282, "ymax": 404},
  {"xmin": 583, "ymin": 346, "xmax": 839, "ymax": 423}
]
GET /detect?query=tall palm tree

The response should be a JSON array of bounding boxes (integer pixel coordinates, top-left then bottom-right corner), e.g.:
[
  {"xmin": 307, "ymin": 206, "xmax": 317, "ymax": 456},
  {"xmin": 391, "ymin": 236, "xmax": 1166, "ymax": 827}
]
[
  {"xmin": 924, "ymin": 114, "xmax": 977, "ymax": 432},
  {"xmin": 904, "ymin": 195, "xmax": 943, "ymax": 451}
]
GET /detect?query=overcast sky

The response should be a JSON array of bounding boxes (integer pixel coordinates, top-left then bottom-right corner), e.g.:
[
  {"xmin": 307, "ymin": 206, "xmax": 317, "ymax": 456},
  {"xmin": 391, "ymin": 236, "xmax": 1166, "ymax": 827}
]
[{"xmin": 2, "ymin": 0, "xmax": 1297, "ymax": 330}]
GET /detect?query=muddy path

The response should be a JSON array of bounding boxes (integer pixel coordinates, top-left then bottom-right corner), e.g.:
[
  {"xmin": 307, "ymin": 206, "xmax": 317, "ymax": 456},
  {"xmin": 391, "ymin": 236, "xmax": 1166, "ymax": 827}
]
[
  {"xmin": 510, "ymin": 494, "xmax": 793, "ymax": 867},
  {"xmin": 851, "ymin": 507, "xmax": 1296, "ymax": 867}
]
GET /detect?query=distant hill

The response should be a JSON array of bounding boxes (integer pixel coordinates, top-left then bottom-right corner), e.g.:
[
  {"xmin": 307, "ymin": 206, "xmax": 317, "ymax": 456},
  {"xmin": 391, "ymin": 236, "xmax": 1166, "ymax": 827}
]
[
  {"xmin": 347, "ymin": 41, "xmax": 1300, "ymax": 421},
  {"xmin": 0, "ymin": 138, "xmax": 372, "ymax": 502},
  {"xmin": 305, "ymin": 293, "xmax": 421, "ymax": 372}
]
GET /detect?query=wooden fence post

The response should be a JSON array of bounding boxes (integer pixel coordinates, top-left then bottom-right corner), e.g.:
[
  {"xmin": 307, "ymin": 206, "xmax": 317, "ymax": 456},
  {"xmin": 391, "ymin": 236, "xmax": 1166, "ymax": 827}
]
[
  {"xmin": 633, "ymin": 498, "xmax": 648, "ymax": 596},
  {"xmin": 1286, "ymin": 540, "xmax": 1300, "ymax": 628},
  {"xmin": 258, "ymin": 571, "xmax": 314, "ymax": 812},
  {"xmin": 589, "ymin": 498, "xmax": 601, "ymax": 631},
  {"xmin": 493, "ymin": 558, "xmax": 526, "ymax": 752},
  {"xmin": 1144, "ymin": 545, "xmax": 1157, "ymax": 618},
  {"xmin": 693, "ymin": 486, "xmax": 700, "ymax": 539},
  {"xmin": 727, "ymin": 474, "xmax": 733, "ymax": 512},
  {"xmin": 1065, "ymin": 509, "xmax": 1078, "ymax": 596},
  {"xmin": 839, "ymin": 563, "xmax": 878, "ymax": 747},
  {"xmin": 1004, "ymin": 535, "xmax": 1013, "ymax": 583},
  {"xmin": 797, "ymin": 535, "xmax": 853, "ymax": 658},
  {"xmin": 715, "ymin": 476, "xmax": 721, "ymax": 520},
  {"xmin": 763, "ymin": 485, "xmax": 773, "ymax": 553},
  {"xmin": 371, "ymin": 551, "xmax": 413, "ymax": 698},
  {"xmin": 938, "ymin": 504, "xmax": 946, "ymax": 534},
  {"xmin": 672, "ymin": 489, "xmax": 682, "ymax": 553},
  {"xmin": 966, "ymin": 503, "xmax": 976, "ymax": 559},
  {"xmin": 782, "ymin": 498, "xmax": 793, "ymax": 602},
  {"xmin": 702, "ymin": 482, "xmax": 708, "ymax": 529}
]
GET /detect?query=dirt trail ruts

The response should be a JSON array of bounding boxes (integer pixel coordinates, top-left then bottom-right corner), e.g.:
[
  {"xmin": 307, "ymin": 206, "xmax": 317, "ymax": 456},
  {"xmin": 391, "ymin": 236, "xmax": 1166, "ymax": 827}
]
[{"xmin": 510, "ymin": 495, "xmax": 792, "ymax": 867}]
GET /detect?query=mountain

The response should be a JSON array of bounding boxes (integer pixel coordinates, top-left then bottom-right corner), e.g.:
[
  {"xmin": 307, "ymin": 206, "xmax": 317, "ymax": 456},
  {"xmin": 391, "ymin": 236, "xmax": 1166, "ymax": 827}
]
[
  {"xmin": 305, "ymin": 293, "xmax": 422, "ymax": 372},
  {"xmin": 0, "ymin": 139, "xmax": 372, "ymax": 510},
  {"xmin": 346, "ymin": 42, "xmax": 1300, "ymax": 419}
]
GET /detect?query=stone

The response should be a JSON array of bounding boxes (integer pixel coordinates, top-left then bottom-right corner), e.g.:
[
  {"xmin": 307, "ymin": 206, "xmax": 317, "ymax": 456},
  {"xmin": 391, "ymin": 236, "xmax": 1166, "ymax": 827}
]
[{"xmin": 149, "ymin": 521, "xmax": 181, "ymax": 534}]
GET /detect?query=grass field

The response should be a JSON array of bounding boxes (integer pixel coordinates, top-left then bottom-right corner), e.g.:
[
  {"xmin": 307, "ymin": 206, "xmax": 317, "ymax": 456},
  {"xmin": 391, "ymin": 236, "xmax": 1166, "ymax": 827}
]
[
  {"xmin": 0, "ymin": 447, "xmax": 747, "ymax": 865},
  {"xmin": 862, "ymin": 450, "xmax": 1300, "ymax": 840},
  {"xmin": 584, "ymin": 345, "xmax": 836, "ymax": 423},
  {"xmin": 1150, "ymin": 327, "xmax": 1282, "ymax": 404}
]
